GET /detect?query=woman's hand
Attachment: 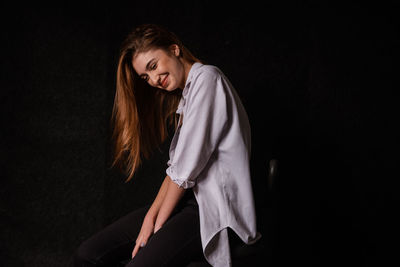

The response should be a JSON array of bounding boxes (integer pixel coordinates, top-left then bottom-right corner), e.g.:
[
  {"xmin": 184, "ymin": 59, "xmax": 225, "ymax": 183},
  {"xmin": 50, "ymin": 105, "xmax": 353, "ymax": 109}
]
[
  {"xmin": 131, "ymin": 214, "xmax": 155, "ymax": 259},
  {"xmin": 131, "ymin": 176, "xmax": 171, "ymax": 259},
  {"xmin": 153, "ymin": 179, "xmax": 185, "ymax": 233}
]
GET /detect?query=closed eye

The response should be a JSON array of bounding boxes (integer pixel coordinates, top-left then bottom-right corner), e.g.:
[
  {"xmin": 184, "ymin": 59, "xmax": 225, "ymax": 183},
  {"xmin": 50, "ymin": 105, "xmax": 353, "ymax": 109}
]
[
  {"xmin": 139, "ymin": 60, "xmax": 157, "ymax": 82},
  {"xmin": 150, "ymin": 62, "xmax": 157, "ymax": 70}
]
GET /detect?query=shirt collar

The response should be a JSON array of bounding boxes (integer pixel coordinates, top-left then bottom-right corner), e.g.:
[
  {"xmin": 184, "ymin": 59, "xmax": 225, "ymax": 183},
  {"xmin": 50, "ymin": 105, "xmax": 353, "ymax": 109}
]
[
  {"xmin": 176, "ymin": 62, "xmax": 203, "ymax": 115},
  {"xmin": 182, "ymin": 62, "xmax": 203, "ymax": 99}
]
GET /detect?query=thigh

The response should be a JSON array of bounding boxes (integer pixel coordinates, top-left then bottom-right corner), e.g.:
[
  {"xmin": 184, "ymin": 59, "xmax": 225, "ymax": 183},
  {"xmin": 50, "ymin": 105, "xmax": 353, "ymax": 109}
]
[
  {"xmin": 126, "ymin": 204, "xmax": 205, "ymax": 267},
  {"xmin": 76, "ymin": 205, "xmax": 149, "ymax": 266}
]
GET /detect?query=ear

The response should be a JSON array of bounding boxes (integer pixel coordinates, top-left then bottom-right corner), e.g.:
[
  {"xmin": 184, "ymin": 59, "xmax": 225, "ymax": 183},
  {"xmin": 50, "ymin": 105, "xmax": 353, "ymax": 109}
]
[{"xmin": 169, "ymin": 44, "xmax": 180, "ymax": 57}]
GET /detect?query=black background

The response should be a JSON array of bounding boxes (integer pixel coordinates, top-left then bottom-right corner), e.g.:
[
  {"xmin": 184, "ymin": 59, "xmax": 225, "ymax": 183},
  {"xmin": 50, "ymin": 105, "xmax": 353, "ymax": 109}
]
[{"xmin": 1, "ymin": 1, "xmax": 398, "ymax": 266}]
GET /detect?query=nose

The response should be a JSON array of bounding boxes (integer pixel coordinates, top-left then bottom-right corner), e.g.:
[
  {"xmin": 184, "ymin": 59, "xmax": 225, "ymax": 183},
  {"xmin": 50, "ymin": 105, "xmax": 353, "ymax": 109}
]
[{"xmin": 148, "ymin": 73, "xmax": 159, "ymax": 86}]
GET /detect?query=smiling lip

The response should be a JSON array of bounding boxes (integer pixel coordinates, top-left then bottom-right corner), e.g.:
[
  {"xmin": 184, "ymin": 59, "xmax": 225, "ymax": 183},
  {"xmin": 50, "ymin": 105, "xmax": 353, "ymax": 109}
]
[{"xmin": 161, "ymin": 75, "xmax": 168, "ymax": 88}]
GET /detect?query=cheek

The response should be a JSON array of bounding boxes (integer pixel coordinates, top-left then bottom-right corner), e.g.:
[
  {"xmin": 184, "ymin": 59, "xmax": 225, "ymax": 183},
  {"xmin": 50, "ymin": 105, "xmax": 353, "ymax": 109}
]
[
  {"xmin": 172, "ymin": 61, "xmax": 184, "ymax": 81},
  {"xmin": 160, "ymin": 57, "xmax": 183, "ymax": 87}
]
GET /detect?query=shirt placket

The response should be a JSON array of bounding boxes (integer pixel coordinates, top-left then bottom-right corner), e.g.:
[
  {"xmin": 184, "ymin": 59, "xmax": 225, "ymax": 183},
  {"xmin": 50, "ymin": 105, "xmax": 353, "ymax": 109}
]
[{"xmin": 168, "ymin": 97, "xmax": 185, "ymax": 164}]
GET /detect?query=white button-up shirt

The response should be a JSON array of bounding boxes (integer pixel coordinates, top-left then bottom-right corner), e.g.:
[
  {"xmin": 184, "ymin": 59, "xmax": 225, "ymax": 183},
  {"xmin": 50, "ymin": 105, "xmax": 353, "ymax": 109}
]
[{"xmin": 166, "ymin": 62, "xmax": 261, "ymax": 266}]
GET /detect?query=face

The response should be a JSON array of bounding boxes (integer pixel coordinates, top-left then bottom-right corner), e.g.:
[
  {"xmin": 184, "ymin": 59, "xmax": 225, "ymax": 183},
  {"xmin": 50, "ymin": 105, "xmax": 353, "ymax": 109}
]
[{"xmin": 132, "ymin": 46, "xmax": 187, "ymax": 91}]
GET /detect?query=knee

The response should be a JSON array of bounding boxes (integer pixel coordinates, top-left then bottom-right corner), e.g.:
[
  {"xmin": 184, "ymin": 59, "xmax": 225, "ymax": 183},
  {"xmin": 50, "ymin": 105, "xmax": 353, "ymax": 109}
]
[{"xmin": 73, "ymin": 241, "xmax": 100, "ymax": 267}]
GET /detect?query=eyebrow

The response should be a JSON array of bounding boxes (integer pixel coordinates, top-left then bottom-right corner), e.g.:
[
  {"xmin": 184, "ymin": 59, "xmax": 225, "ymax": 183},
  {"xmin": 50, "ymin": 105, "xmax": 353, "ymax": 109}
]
[{"xmin": 139, "ymin": 58, "xmax": 156, "ymax": 77}]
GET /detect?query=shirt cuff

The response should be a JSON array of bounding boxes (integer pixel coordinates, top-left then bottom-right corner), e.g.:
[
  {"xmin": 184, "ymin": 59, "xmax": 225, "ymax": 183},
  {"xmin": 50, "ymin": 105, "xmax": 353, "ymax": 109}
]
[{"xmin": 166, "ymin": 165, "xmax": 196, "ymax": 189}]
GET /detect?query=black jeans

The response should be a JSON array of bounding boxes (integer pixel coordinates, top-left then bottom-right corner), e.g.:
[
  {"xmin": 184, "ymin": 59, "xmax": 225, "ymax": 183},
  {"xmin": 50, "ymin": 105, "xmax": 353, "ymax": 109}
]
[{"xmin": 74, "ymin": 190, "xmax": 209, "ymax": 267}]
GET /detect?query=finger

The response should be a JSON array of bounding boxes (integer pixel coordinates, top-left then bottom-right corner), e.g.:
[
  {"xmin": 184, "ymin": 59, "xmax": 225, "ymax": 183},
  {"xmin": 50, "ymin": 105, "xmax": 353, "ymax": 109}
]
[
  {"xmin": 132, "ymin": 238, "xmax": 148, "ymax": 259},
  {"xmin": 131, "ymin": 243, "xmax": 140, "ymax": 259},
  {"xmin": 154, "ymin": 224, "xmax": 162, "ymax": 233}
]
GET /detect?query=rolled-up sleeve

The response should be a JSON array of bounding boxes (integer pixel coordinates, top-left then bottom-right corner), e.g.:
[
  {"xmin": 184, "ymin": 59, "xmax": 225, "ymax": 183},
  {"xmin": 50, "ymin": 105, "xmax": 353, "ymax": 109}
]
[{"xmin": 166, "ymin": 71, "xmax": 228, "ymax": 188}]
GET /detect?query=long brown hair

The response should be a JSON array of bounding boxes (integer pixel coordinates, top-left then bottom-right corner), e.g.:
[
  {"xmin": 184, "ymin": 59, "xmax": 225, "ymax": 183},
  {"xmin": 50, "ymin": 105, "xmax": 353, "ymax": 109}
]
[{"xmin": 111, "ymin": 24, "xmax": 200, "ymax": 182}]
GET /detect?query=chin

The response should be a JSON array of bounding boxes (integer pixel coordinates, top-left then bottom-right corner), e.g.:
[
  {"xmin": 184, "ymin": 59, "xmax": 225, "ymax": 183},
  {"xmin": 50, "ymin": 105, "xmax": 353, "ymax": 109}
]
[
  {"xmin": 164, "ymin": 83, "xmax": 178, "ymax": 92},
  {"xmin": 165, "ymin": 87, "xmax": 177, "ymax": 92}
]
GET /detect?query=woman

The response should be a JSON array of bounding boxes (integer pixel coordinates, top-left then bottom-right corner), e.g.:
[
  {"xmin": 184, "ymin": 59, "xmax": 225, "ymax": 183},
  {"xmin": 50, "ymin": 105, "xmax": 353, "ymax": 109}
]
[{"xmin": 74, "ymin": 23, "xmax": 261, "ymax": 267}]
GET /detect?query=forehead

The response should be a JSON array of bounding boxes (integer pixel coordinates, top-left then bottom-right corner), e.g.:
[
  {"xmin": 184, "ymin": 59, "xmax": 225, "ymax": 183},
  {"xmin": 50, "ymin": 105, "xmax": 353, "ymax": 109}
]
[{"xmin": 132, "ymin": 48, "xmax": 166, "ymax": 74}]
